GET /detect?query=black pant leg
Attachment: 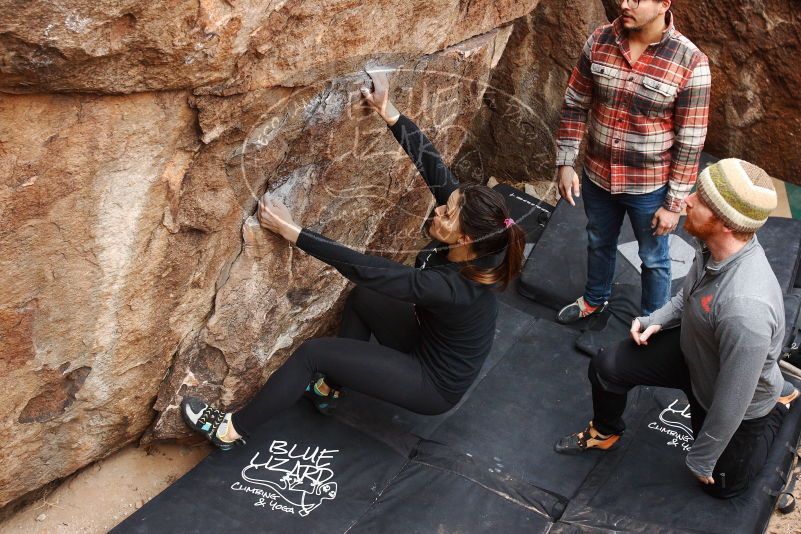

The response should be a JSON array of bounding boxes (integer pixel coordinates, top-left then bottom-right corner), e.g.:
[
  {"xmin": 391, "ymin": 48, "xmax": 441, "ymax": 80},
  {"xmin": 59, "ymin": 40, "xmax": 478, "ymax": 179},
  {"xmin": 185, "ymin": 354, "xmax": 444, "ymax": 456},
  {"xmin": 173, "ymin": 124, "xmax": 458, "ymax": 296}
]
[
  {"xmin": 702, "ymin": 405, "xmax": 786, "ymax": 499},
  {"xmin": 232, "ymin": 337, "xmax": 452, "ymax": 436},
  {"xmin": 338, "ymin": 285, "xmax": 421, "ymax": 352},
  {"xmin": 590, "ymin": 328, "xmax": 692, "ymax": 435}
]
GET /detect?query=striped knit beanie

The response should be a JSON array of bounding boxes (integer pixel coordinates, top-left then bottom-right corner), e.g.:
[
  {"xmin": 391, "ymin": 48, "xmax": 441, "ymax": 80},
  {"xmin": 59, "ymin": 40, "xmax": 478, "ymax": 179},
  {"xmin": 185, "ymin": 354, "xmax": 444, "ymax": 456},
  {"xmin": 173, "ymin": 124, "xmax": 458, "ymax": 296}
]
[{"xmin": 696, "ymin": 158, "xmax": 777, "ymax": 232}]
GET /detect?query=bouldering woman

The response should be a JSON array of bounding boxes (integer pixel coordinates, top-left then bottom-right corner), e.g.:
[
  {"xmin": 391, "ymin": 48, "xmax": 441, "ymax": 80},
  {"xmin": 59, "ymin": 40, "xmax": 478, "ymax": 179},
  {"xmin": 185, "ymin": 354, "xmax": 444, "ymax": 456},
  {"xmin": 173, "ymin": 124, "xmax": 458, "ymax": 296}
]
[{"xmin": 181, "ymin": 70, "xmax": 526, "ymax": 449}]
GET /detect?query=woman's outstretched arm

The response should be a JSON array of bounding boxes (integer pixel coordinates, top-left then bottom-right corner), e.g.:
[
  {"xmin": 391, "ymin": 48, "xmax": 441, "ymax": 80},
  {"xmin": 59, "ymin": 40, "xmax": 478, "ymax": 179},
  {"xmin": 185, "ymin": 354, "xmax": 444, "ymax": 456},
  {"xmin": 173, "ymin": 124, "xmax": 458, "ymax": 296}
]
[
  {"xmin": 257, "ymin": 196, "xmax": 469, "ymax": 306},
  {"xmin": 362, "ymin": 70, "xmax": 459, "ymax": 206}
]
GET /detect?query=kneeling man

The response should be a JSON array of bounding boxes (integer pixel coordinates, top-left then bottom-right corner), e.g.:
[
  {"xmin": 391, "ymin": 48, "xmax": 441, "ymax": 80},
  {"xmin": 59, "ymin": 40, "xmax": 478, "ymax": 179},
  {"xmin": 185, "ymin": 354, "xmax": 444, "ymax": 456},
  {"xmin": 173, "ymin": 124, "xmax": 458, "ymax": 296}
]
[{"xmin": 555, "ymin": 158, "xmax": 798, "ymax": 498}]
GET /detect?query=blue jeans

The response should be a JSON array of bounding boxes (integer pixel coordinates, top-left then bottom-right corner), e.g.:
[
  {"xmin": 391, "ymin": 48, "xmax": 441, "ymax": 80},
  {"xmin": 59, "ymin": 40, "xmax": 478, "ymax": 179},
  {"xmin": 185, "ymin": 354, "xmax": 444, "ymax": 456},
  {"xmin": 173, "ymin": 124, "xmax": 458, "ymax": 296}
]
[{"xmin": 582, "ymin": 174, "xmax": 671, "ymax": 315}]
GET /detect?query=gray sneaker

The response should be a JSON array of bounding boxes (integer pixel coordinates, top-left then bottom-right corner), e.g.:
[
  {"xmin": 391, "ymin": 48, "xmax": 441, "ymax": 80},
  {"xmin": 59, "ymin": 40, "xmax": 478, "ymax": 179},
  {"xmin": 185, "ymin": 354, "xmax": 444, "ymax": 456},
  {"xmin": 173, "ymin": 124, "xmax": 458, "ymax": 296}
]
[{"xmin": 557, "ymin": 296, "xmax": 608, "ymax": 324}]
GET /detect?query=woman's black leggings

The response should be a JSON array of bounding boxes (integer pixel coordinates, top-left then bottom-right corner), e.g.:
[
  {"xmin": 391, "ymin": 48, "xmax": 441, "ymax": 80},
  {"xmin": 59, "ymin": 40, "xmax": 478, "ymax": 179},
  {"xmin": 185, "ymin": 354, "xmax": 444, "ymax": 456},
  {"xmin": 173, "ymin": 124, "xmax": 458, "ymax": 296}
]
[{"xmin": 232, "ymin": 286, "xmax": 454, "ymax": 436}]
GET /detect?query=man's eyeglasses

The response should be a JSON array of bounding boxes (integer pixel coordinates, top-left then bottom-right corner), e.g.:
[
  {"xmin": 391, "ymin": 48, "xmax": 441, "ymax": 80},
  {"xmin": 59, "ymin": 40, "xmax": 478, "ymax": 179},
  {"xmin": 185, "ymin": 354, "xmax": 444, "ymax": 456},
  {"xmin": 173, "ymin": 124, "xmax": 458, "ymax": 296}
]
[{"xmin": 621, "ymin": 0, "xmax": 642, "ymax": 8}]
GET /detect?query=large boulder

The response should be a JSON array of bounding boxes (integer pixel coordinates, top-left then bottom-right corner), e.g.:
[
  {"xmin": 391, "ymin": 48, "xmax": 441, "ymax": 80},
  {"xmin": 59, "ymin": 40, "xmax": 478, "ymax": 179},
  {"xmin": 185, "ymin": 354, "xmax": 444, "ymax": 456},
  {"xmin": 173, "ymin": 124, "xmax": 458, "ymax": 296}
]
[
  {"xmin": 0, "ymin": 0, "xmax": 536, "ymax": 94},
  {"xmin": 597, "ymin": 0, "xmax": 801, "ymax": 185},
  {"xmin": 148, "ymin": 28, "xmax": 513, "ymax": 439},
  {"xmin": 453, "ymin": 0, "xmax": 608, "ymax": 193},
  {"xmin": 0, "ymin": 91, "xmax": 201, "ymax": 506},
  {"xmin": 0, "ymin": 23, "xmax": 515, "ymax": 506}
]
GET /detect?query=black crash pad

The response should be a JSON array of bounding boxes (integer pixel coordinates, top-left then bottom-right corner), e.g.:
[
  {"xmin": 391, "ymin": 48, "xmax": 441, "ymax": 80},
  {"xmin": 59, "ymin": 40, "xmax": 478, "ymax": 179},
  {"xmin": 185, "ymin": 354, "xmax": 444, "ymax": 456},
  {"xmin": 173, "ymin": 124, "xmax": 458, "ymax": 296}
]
[
  {"xmin": 116, "ymin": 314, "xmax": 801, "ymax": 534},
  {"xmin": 760, "ymin": 217, "xmax": 801, "ymax": 294},
  {"xmin": 115, "ymin": 318, "xmax": 801, "ymax": 534},
  {"xmin": 427, "ymin": 320, "xmax": 641, "ymax": 501},
  {"xmin": 492, "ymin": 183, "xmax": 554, "ymax": 247},
  {"xmin": 785, "ymin": 292, "xmax": 801, "ymax": 351},
  {"xmin": 555, "ymin": 383, "xmax": 801, "ymax": 533},
  {"xmin": 517, "ymin": 195, "xmax": 639, "ymax": 311},
  {"xmin": 113, "ymin": 401, "xmax": 409, "ymax": 533},
  {"xmin": 350, "ymin": 442, "xmax": 556, "ymax": 533}
]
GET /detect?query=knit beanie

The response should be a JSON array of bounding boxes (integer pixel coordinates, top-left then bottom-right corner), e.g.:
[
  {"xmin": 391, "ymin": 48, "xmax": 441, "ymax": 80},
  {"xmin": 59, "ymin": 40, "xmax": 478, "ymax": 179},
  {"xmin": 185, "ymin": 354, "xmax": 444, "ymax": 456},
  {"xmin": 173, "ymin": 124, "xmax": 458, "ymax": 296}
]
[{"xmin": 695, "ymin": 158, "xmax": 777, "ymax": 232}]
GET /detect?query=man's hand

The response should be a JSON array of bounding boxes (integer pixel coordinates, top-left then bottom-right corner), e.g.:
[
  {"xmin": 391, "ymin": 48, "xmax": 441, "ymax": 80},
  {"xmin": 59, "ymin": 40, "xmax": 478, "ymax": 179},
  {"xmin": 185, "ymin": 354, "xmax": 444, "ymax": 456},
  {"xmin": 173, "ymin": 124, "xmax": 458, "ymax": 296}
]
[
  {"xmin": 695, "ymin": 474, "xmax": 714, "ymax": 485},
  {"xmin": 651, "ymin": 207, "xmax": 680, "ymax": 236},
  {"xmin": 557, "ymin": 166, "xmax": 581, "ymax": 206},
  {"xmin": 361, "ymin": 69, "xmax": 400, "ymax": 125},
  {"xmin": 630, "ymin": 318, "xmax": 662, "ymax": 346},
  {"xmin": 258, "ymin": 195, "xmax": 300, "ymax": 244}
]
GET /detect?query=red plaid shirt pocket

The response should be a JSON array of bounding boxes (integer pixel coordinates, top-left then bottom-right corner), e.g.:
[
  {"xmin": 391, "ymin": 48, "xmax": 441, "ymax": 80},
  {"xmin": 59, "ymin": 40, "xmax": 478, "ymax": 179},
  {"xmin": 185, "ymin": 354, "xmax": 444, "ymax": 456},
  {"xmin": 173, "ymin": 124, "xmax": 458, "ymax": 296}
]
[
  {"xmin": 590, "ymin": 62, "xmax": 622, "ymax": 106},
  {"xmin": 633, "ymin": 76, "xmax": 679, "ymax": 118}
]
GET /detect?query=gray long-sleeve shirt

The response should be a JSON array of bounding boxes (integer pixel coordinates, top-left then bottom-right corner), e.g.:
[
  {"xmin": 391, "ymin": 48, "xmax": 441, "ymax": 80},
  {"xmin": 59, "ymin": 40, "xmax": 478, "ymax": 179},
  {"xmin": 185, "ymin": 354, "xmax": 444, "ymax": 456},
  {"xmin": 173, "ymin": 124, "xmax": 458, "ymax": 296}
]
[{"xmin": 638, "ymin": 236, "xmax": 784, "ymax": 478}]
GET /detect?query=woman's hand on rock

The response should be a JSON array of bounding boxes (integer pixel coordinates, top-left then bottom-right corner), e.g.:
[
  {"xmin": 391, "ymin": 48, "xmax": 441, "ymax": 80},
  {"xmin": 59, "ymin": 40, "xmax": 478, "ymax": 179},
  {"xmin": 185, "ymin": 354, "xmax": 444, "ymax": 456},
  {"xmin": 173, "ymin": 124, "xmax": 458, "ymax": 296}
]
[
  {"xmin": 361, "ymin": 69, "xmax": 400, "ymax": 125},
  {"xmin": 258, "ymin": 195, "xmax": 300, "ymax": 244}
]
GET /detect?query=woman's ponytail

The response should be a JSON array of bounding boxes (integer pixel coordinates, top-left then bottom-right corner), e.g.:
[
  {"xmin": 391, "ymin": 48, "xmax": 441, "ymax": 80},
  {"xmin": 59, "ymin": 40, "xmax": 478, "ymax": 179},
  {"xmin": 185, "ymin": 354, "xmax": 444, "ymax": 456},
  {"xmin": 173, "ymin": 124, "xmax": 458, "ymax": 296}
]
[
  {"xmin": 499, "ymin": 222, "xmax": 526, "ymax": 289},
  {"xmin": 457, "ymin": 185, "xmax": 527, "ymax": 291}
]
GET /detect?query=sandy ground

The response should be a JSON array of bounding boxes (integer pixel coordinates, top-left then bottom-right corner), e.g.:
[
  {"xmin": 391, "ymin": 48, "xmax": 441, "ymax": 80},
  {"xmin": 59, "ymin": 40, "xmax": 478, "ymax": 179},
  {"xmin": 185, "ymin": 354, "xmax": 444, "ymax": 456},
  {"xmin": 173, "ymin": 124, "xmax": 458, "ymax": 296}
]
[
  {"xmin": 769, "ymin": 464, "xmax": 801, "ymax": 534},
  {"xmin": 1, "ymin": 442, "xmax": 211, "ymax": 534},
  {"xmin": 2, "ymin": 438, "xmax": 801, "ymax": 533}
]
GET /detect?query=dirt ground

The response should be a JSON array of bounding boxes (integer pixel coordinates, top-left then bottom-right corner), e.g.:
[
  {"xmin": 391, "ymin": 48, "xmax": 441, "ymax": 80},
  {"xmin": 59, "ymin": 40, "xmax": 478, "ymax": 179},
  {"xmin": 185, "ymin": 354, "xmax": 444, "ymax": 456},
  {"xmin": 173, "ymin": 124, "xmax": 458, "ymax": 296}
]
[
  {"xmin": 1, "ymin": 442, "xmax": 211, "ymax": 533},
  {"xmin": 2, "ymin": 439, "xmax": 801, "ymax": 533},
  {"xmin": 769, "ymin": 462, "xmax": 801, "ymax": 534}
]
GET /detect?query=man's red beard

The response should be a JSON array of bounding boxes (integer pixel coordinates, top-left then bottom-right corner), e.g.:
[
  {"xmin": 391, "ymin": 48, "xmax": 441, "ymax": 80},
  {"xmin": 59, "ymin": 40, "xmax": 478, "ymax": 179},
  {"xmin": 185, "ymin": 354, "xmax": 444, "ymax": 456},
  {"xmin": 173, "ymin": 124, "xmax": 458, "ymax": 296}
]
[{"xmin": 684, "ymin": 215, "xmax": 718, "ymax": 240}]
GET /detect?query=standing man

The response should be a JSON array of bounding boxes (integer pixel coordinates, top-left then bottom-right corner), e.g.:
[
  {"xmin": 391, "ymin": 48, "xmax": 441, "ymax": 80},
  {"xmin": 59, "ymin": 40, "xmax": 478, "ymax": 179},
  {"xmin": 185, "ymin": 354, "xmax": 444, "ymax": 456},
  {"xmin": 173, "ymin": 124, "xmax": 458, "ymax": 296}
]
[
  {"xmin": 555, "ymin": 0, "xmax": 711, "ymax": 323},
  {"xmin": 554, "ymin": 159, "xmax": 798, "ymax": 498}
]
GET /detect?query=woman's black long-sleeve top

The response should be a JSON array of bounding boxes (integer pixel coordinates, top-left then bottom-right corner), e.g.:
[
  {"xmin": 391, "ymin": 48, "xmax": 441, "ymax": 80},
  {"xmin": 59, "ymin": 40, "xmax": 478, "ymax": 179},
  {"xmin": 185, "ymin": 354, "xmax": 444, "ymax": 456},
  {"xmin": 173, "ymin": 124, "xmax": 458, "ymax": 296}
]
[{"xmin": 295, "ymin": 115, "xmax": 501, "ymax": 403}]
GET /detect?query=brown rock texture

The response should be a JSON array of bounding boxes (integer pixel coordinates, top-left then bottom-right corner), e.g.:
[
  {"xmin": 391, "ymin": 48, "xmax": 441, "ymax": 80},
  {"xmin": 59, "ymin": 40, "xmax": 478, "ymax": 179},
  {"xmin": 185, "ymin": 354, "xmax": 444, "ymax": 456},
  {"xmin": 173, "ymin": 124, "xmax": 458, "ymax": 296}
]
[
  {"xmin": 149, "ymin": 28, "xmax": 514, "ymax": 439},
  {"xmin": 0, "ymin": 91, "xmax": 201, "ymax": 506},
  {"xmin": 600, "ymin": 0, "xmax": 801, "ymax": 185},
  {"xmin": 0, "ymin": 0, "xmax": 526, "ymax": 504},
  {"xmin": 0, "ymin": 0, "xmax": 535, "ymax": 94},
  {"xmin": 452, "ymin": 0, "xmax": 608, "ymax": 190}
]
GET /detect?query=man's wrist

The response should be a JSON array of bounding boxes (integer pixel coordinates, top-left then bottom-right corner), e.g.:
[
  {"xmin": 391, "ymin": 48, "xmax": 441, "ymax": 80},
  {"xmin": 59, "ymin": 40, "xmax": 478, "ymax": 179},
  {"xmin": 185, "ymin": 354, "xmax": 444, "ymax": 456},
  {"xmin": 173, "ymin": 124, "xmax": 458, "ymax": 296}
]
[
  {"xmin": 685, "ymin": 456, "xmax": 712, "ymax": 479},
  {"xmin": 663, "ymin": 193, "xmax": 685, "ymax": 213},
  {"xmin": 555, "ymin": 147, "xmax": 578, "ymax": 168}
]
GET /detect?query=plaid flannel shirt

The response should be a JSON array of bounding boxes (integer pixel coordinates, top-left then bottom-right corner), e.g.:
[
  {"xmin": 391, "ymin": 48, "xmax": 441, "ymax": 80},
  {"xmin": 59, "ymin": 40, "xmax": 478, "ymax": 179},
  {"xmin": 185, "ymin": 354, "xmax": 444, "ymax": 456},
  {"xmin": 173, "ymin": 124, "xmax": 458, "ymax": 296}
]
[{"xmin": 556, "ymin": 12, "xmax": 711, "ymax": 212}]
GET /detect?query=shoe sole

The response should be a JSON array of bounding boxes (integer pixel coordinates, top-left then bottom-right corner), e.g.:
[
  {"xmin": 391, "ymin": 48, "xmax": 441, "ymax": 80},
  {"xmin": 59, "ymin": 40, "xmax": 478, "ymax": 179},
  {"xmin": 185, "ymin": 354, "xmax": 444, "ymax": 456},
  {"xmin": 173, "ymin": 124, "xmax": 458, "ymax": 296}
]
[
  {"xmin": 554, "ymin": 436, "xmax": 620, "ymax": 455},
  {"xmin": 556, "ymin": 302, "xmax": 608, "ymax": 325}
]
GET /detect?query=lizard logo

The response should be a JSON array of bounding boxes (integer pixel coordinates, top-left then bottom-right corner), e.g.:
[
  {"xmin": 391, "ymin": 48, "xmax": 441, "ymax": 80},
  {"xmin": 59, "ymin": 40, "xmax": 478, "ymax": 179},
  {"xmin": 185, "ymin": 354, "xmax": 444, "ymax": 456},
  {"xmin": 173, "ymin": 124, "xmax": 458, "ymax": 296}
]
[{"xmin": 231, "ymin": 440, "xmax": 339, "ymax": 517}]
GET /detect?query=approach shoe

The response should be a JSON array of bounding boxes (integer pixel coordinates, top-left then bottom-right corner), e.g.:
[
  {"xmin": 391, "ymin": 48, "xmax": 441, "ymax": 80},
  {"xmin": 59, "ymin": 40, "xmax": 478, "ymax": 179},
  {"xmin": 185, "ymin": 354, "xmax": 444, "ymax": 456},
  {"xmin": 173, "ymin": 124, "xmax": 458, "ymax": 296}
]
[
  {"xmin": 557, "ymin": 296, "xmax": 608, "ymax": 324},
  {"xmin": 181, "ymin": 396, "xmax": 243, "ymax": 451},
  {"xmin": 304, "ymin": 373, "xmax": 340, "ymax": 416},
  {"xmin": 554, "ymin": 421, "xmax": 621, "ymax": 455}
]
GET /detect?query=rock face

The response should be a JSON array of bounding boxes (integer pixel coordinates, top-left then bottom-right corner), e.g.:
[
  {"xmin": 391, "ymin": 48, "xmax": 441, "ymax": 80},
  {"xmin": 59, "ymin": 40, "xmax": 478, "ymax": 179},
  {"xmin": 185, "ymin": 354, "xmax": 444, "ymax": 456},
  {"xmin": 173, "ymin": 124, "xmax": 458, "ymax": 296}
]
[
  {"xmin": 0, "ymin": 0, "xmax": 534, "ymax": 94},
  {"xmin": 0, "ymin": 0, "xmax": 531, "ymax": 506},
  {"xmin": 597, "ymin": 0, "xmax": 801, "ymax": 185},
  {"xmin": 148, "ymin": 28, "xmax": 514, "ymax": 439},
  {"xmin": 0, "ymin": 91, "xmax": 200, "ymax": 506},
  {"xmin": 453, "ymin": 0, "xmax": 608, "ymax": 190}
]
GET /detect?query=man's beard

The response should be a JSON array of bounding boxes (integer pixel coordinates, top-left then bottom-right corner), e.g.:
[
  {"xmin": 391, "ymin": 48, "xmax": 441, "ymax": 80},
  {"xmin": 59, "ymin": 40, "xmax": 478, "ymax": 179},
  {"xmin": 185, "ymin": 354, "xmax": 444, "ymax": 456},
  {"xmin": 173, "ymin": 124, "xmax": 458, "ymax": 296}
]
[
  {"xmin": 684, "ymin": 216, "xmax": 717, "ymax": 240},
  {"xmin": 626, "ymin": 10, "xmax": 663, "ymax": 32}
]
